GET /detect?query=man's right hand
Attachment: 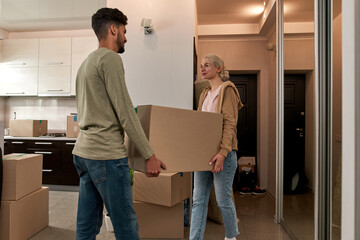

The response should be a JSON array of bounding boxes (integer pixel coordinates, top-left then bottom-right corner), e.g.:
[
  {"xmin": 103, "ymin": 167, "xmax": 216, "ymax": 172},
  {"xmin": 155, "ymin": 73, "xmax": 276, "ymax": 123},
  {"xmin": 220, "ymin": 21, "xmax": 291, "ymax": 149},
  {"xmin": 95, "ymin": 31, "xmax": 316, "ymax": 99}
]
[{"xmin": 145, "ymin": 154, "xmax": 166, "ymax": 177}]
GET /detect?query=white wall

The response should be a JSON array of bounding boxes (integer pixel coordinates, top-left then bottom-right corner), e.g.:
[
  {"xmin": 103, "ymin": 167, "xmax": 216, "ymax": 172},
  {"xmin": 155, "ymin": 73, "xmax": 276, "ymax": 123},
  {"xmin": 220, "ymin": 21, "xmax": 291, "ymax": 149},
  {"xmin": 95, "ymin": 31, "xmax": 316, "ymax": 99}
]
[
  {"xmin": 4, "ymin": 97, "xmax": 77, "ymax": 131},
  {"xmin": 341, "ymin": 0, "xmax": 358, "ymax": 238},
  {"xmin": 107, "ymin": 0, "xmax": 195, "ymax": 109}
]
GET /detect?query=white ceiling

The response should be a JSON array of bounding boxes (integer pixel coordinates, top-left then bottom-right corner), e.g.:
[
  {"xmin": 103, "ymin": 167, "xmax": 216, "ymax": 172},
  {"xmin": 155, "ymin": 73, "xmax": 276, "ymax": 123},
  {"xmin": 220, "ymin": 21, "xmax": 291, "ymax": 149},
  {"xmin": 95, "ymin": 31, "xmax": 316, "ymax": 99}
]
[
  {"xmin": 197, "ymin": 0, "xmax": 315, "ymax": 25},
  {"xmin": 0, "ymin": 0, "xmax": 106, "ymax": 32}
]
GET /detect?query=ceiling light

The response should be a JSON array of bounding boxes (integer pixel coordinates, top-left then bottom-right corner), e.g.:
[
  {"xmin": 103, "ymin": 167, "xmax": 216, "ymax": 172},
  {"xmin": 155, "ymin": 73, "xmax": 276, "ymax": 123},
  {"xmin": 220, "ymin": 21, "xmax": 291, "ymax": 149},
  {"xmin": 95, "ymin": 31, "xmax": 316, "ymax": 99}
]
[{"xmin": 250, "ymin": 6, "xmax": 265, "ymax": 15}]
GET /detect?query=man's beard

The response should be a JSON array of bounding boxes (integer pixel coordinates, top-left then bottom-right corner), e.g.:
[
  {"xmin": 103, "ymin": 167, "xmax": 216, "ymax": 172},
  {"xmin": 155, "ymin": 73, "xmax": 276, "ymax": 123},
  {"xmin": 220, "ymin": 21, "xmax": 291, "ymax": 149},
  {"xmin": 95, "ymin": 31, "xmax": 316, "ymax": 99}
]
[{"xmin": 118, "ymin": 46, "xmax": 125, "ymax": 54}]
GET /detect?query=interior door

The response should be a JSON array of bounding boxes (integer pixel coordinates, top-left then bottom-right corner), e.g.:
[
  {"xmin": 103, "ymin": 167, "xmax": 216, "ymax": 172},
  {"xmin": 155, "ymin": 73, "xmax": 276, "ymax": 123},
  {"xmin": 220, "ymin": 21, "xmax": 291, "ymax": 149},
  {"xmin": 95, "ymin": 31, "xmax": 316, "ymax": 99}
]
[
  {"xmin": 284, "ymin": 74, "xmax": 306, "ymax": 193},
  {"xmin": 230, "ymin": 74, "xmax": 257, "ymax": 189},
  {"xmin": 230, "ymin": 74, "xmax": 257, "ymax": 158}
]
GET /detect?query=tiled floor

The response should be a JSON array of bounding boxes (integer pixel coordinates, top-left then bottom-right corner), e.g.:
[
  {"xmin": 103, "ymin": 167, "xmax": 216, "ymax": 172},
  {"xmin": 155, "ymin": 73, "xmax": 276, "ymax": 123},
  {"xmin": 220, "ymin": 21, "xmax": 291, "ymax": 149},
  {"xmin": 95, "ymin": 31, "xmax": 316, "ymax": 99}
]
[{"xmin": 29, "ymin": 188, "xmax": 291, "ymax": 240}]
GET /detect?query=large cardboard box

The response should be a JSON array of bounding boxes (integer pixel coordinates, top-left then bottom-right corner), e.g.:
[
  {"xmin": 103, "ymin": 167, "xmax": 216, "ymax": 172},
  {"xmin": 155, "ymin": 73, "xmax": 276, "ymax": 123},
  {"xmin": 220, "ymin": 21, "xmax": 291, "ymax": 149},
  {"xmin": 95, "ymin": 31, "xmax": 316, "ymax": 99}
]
[
  {"xmin": 66, "ymin": 115, "xmax": 79, "ymax": 138},
  {"xmin": 0, "ymin": 187, "xmax": 49, "ymax": 240},
  {"xmin": 128, "ymin": 105, "xmax": 223, "ymax": 173},
  {"xmin": 9, "ymin": 119, "xmax": 47, "ymax": 137},
  {"xmin": 134, "ymin": 201, "xmax": 184, "ymax": 239},
  {"xmin": 2, "ymin": 154, "xmax": 43, "ymax": 201},
  {"xmin": 133, "ymin": 171, "xmax": 191, "ymax": 207}
]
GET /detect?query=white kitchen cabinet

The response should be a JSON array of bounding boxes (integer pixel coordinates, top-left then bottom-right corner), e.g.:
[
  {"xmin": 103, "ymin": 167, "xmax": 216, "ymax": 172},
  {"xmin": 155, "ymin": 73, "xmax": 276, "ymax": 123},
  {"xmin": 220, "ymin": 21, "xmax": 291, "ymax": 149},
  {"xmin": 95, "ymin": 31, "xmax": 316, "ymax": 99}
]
[
  {"xmin": 0, "ymin": 38, "xmax": 39, "ymax": 96},
  {"xmin": 0, "ymin": 67, "xmax": 38, "ymax": 96},
  {"xmin": 71, "ymin": 36, "xmax": 98, "ymax": 95},
  {"xmin": 39, "ymin": 38, "xmax": 71, "ymax": 66},
  {"xmin": 38, "ymin": 38, "xmax": 71, "ymax": 96},
  {"xmin": 0, "ymin": 39, "xmax": 39, "ymax": 67},
  {"xmin": 38, "ymin": 66, "xmax": 71, "ymax": 96}
]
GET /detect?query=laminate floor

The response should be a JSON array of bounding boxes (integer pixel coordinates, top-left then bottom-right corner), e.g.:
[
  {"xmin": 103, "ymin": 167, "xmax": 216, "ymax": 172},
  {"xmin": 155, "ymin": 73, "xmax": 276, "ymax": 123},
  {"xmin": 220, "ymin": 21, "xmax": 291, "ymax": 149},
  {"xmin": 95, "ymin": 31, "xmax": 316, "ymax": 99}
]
[{"xmin": 29, "ymin": 188, "xmax": 291, "ymax": 240}]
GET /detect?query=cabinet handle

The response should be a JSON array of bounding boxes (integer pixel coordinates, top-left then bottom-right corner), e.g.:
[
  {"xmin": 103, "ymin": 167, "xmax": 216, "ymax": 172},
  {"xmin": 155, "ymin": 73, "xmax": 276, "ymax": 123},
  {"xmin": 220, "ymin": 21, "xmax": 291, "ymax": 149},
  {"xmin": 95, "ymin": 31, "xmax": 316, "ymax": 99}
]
[
  {"xmin": 12, "ymin": 141, "xmax": 24, "ymax": 144},
  {"xmin": 35, "ymin": 142, "xmax": 53, "ymax": 145},
  {"xmin": 6, "ymin": 62, "xmax": 26, "ymax": 66},
  {"xmin": 42, "ymin": 169, "xmax": 53, "ymax": 172},
  {"xmin": 6, "ymin": 92, "xmax": 25, "ymax": 95},
  {"xmin": 66, "ymin": 142, "xmax": 75, "ymax": 145},
  {"xmin": 46, "ymin": 89, "xmax": 64, "ymax": 92},
  {"xmin": 35, "ymin": 151, "xmax": 53, "ymax": 155},
  {"xmin": 47, "ymin": 62, "xmax": 64, "ymax": 65}
]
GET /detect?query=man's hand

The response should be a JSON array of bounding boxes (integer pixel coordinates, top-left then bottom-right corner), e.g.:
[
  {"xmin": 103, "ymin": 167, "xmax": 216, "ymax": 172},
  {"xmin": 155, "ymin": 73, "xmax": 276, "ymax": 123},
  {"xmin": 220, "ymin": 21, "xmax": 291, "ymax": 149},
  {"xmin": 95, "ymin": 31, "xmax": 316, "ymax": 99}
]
[
  {"xmin": 209, "ymin": 153, "xmax": 225, "ymax": 173},
  {"xmin": 146, "ymin": 154, "xmax": 167, "ymax": 177}
]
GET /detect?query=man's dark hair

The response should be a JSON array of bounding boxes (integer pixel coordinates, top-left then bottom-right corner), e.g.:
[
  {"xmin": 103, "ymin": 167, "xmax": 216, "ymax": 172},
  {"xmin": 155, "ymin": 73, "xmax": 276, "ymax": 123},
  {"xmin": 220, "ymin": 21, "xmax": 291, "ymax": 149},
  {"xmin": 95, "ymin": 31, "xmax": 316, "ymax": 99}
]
[{"xmin": 92, "ymin": 8, "xmax": 128, "ymax": 40}]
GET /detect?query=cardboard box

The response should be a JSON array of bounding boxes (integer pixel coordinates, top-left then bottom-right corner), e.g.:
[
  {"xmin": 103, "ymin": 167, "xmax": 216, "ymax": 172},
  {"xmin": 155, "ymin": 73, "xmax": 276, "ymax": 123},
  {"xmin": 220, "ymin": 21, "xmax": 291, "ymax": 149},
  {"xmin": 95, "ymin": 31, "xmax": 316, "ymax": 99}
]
[
  {"xmin": 238, "ymin": 156, "xmax": 255, "ymax": 172},
  {"xmin": 9, "ymin": 119, "xmax": 47, "ymax": 137},
  {"xmin": 133, "ymin": 171, "xmax": 191, "ymax": 207},
  {"xmin": 134, "ymin": 201, "xmax": 184, "ymax": 239},
  {"xmin": 2, "ymin": 154, "xmax": 43, "ymax": 201},
  {"xmin": 0, "ymin": 187, "xmax": 49, "ymax": 240},
  {"xmin": 66, "ymin": 115, "xmax": 79, "ymax": 138},
  {"xmin": 128, "ymin": 105, "xmax": 223, "ymax": 173}
]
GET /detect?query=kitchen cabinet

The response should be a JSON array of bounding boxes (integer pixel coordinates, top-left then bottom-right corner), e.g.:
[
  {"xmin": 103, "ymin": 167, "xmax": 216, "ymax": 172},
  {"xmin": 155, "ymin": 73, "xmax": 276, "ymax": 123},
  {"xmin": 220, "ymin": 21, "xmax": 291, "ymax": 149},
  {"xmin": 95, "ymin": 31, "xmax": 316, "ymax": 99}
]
[
  {"xmin": 38, "ymin": 38, "xmax": 71, "ymax": 96},
  {"xmin": 0, "ymin": 36, "xmax": 97, "ymax": 97},
  {"xmin": 0, "ymin": 38, "xmax": 39, "ymax": 67},
  {"xmin": 38, "ymin": 66, "xmax": 71, "ymax": 95},
  {"xmin": 0, "ymin": 38, "xmax": 39, "ymax": 96},
  {"xmin": 0, "ymin": 67, "xmax": 38, "ymax": 96},
  {"xmin": 71, "ymin": 36, "xmax": 98, "ymax": 95},
  {"xmin": 5, "ymin": 138, "xmax": 79, "ymax": 185}
]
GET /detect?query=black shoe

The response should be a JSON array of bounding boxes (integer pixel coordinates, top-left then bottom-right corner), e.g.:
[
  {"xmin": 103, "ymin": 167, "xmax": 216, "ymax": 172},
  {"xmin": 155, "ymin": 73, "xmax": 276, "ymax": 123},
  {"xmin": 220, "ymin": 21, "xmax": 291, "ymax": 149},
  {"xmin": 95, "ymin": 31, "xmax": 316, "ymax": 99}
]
[
  {"xmin": 251, "ymin": 186, "xmax": 266, "ymax": 195},
  {"xmin": 239, "ymin": 187, "xmax": 252, "ymax": 195}
]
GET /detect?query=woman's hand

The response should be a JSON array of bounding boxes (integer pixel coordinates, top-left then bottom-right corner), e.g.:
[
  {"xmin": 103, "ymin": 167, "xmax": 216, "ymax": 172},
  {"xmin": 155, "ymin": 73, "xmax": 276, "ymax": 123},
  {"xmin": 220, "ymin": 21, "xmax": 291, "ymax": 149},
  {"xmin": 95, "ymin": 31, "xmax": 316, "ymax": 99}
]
[{"xmin": 209, "ymin": 153, "xmax": 225, "ymax": 173}]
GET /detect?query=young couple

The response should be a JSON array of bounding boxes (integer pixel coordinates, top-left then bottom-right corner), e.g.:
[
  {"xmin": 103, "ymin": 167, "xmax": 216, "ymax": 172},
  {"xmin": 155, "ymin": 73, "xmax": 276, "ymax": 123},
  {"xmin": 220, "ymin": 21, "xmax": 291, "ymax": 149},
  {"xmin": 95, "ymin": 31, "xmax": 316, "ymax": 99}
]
[{"xmin": 73, "ymin": 7, "xmax": 242, "ymax": 240}]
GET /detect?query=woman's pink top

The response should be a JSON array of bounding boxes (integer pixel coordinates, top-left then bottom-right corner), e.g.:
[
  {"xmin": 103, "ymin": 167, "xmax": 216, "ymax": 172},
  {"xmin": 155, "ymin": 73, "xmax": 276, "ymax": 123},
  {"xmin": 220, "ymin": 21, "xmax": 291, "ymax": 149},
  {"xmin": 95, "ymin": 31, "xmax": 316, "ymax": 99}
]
[{"xmin": 201, "ymin": 85, "xmax": 221, "ymax": 113}]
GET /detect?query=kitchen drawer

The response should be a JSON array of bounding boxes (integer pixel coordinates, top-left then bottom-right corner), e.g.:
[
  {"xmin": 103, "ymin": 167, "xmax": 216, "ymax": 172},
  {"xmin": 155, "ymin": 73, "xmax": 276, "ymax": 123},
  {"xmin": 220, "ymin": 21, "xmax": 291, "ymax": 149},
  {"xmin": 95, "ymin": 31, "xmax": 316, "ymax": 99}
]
[
  {"xmin": 27, "ymin": 140, "xmax": 62, "ymax": 149},
  {"xmin": 7, "ymin": 140, "xmax": 29, "ymax": 153}
]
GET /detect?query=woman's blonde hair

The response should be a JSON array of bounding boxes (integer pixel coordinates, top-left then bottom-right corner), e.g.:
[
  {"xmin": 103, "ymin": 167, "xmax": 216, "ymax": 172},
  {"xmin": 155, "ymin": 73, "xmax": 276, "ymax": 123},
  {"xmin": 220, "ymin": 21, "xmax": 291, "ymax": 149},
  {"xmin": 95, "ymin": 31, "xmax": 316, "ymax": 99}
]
[{"xmin": 203, "ymin": 54, "xmax": 229, "ymax": 81}]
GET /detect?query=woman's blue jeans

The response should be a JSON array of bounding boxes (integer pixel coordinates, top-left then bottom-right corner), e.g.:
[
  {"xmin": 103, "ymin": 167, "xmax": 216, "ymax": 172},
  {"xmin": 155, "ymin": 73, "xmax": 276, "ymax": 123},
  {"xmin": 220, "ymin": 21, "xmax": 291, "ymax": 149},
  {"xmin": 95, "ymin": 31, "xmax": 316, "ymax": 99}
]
[
  {"xmin": 190, "ymin": 151, "xmax": 239, "ymax": 240},
  {"xmin": 73, "ymin": 155, "xmax": 139, "ymax": 240}
]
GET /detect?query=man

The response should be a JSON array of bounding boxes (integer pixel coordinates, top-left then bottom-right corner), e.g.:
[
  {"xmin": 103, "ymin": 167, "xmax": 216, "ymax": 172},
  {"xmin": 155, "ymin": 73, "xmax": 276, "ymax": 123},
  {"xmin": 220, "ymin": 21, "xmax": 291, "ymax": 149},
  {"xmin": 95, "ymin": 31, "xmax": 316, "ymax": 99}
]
[{"xmin": 72, "ymin": 7, "xmax": 166, "ymax": 240}]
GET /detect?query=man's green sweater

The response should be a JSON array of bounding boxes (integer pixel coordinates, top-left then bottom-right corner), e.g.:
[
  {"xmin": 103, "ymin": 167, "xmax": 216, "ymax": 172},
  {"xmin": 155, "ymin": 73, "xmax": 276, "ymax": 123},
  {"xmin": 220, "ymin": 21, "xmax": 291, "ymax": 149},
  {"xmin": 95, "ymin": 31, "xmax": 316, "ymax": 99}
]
[{"xmin": 73, "ymin": 47, "xmax": 153, "ymax": 160}]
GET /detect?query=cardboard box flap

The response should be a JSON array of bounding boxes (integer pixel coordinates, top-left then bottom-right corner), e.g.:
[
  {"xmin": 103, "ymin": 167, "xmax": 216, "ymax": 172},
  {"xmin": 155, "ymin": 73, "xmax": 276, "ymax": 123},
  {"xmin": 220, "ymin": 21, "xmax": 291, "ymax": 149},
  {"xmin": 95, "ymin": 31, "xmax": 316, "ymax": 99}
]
[{"xmin": 238, "ymin": 156, "xmax": 256, "ymax": 165}]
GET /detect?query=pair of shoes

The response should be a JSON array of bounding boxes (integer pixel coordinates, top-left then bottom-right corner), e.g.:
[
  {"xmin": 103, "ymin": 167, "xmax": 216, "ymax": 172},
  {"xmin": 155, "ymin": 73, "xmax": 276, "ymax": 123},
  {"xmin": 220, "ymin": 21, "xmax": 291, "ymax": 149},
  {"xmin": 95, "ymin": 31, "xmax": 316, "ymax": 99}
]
[
  {"xmin": 251, "ymin": 186, "xmax": 266, "ymax": 195},
  {"xmin": 225, "ymin": 237, "xmax": 237, "ymax": 240},
  {"xmin": 239, "ymin": 187, "xmax": 252, "ymax": 195}
]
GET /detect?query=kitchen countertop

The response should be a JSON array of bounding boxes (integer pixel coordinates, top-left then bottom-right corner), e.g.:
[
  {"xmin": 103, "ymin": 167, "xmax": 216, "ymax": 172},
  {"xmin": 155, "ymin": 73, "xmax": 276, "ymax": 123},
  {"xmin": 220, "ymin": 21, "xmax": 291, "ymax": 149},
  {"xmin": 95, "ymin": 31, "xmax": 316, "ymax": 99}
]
[{"xmin": 4, "ymin": 136, "xmax": 77, "ymax": 141}]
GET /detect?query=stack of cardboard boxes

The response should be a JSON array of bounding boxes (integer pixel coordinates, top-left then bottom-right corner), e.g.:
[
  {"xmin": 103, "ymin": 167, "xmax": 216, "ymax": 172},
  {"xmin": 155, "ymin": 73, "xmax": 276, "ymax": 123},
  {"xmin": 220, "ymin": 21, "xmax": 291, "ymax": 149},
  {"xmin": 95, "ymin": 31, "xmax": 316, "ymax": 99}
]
[
  {"xmin": 0, "ymin": 154, "xmax": 49, "ymax": 240},
  {"xmin": 126, "ymin": 105, "xmax": 223, "ymax": 239},
  {"xmin": 133, "ymin": 172, "xmax": 191, "ymax": 239}
]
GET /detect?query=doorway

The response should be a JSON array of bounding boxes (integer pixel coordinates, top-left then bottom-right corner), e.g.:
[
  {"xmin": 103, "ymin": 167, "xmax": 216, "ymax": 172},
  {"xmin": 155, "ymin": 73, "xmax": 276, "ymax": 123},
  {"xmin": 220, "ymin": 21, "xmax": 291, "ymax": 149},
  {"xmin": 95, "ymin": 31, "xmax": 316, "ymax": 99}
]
[
  {"xmin": 230, "ymin": 74, "xmax": 257, "ymax": 189},
  {"xmin": 284, "ymin": 74, "xmax": 306, "ymax": 193}
]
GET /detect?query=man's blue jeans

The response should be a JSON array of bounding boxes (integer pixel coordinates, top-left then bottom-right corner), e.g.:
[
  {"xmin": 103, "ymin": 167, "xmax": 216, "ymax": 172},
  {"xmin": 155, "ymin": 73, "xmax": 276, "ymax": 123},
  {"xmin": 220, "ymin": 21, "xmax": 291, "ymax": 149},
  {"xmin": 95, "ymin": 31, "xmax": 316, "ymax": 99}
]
[
  {"xmin": 190, "ymin": 151, "xmax": 239, "ymax": 240},
  {"xmin": 73, "ymin": 155, "xmax": 139, "ymax": 240}
]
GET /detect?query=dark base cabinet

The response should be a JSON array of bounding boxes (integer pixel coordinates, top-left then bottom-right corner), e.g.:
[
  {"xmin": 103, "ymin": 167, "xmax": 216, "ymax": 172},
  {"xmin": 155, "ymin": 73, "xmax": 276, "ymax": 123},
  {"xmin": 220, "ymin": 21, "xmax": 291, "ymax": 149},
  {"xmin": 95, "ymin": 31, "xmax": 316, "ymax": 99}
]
[{"xmin": 5, "ymin": 139, "xmax": 79, "ymax": 186}]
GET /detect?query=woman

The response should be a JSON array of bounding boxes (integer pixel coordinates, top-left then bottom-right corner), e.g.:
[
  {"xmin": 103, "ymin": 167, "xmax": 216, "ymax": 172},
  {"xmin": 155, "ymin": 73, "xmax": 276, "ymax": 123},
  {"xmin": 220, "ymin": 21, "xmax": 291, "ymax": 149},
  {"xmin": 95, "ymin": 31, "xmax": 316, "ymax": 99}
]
[{"xmin": 190, "ymin": 54, "xmax": 242, "ymax": 240}]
